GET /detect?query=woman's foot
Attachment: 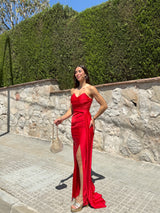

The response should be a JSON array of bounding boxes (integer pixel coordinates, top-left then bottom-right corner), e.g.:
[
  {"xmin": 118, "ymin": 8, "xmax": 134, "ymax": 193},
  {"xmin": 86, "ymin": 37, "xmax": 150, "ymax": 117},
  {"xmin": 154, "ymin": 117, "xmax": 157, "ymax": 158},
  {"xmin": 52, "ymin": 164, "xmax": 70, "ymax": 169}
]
[{"xmin": 71, "ymin": 196, "xmax": 83, "ymax": 212}]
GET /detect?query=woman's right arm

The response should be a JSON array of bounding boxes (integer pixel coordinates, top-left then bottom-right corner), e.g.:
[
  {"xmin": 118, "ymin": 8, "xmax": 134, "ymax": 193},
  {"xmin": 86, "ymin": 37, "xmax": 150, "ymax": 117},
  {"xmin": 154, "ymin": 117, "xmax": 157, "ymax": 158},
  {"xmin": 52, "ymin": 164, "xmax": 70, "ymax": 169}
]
[
  {"xmin": 54, "ymin": 105, "xmax": 72, "ymax": 125},
  {"xmin": 54, "ymin": 89, "xmax": 74, "ymax": 126}
]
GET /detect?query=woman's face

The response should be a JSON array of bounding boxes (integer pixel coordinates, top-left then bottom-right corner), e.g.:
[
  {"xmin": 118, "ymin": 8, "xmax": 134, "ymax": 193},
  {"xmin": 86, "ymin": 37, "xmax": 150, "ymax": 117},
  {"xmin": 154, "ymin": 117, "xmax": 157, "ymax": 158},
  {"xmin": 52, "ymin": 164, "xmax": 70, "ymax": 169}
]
[{"xmin": 74, "ymin": 67, "xmax": 86, "ymax": 82}]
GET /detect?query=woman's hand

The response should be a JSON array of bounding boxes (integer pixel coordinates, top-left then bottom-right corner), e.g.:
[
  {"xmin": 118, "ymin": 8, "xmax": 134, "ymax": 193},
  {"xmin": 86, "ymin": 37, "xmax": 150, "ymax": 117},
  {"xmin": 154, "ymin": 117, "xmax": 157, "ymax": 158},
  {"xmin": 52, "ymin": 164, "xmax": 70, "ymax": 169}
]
[
  {"xmin": 89, "ymin": 118, "xmax": 95, "ymax": 131},
  {"xmin": 54, "ymin": 117, "xmax": 63, "ymax": 126}
]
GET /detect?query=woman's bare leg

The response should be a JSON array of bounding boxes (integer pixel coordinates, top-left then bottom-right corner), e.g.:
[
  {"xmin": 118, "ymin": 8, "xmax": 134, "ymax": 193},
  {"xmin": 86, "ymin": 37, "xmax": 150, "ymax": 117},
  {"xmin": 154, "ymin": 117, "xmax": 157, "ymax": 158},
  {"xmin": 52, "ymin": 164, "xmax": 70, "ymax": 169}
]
[
  {"xmin": 71, "ymin": 146, "xmax": 83, "ymax": 209},
  {"xmin": 76, "ymin": 146, "xmax": 83, "ymax": 198}
]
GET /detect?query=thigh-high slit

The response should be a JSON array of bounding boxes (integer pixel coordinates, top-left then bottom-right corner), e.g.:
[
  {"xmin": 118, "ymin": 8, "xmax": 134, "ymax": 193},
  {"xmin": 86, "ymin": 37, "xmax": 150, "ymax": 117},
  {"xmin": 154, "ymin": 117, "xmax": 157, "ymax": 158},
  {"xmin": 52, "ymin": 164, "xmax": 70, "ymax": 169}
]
[{"xmin": 76, "ymin": 146, "xmax": 83, "ymax": 196}]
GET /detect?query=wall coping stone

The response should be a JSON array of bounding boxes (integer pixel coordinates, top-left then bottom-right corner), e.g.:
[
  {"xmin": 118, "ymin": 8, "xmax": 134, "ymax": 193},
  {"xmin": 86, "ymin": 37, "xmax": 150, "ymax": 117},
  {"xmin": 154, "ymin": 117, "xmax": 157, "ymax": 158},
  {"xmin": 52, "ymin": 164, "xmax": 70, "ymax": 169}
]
[
  {"xmin": 50, "ymin": 76, "xmax": 160, "ymax": 95},
  {"xmin": 0, "ymin": 79, "xmax": 58, "ymax": 91},
  {"xmin": 0, "ymin": 76, "xmax": 159, "ymax": 93}
]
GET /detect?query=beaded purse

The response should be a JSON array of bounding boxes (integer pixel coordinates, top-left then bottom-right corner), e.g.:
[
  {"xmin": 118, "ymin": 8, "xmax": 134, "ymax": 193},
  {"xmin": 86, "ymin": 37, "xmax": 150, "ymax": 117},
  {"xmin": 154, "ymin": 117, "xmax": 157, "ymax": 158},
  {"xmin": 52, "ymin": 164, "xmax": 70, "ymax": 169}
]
[{"xmin": 50, "ymin": 124, "xmax": 63, "ymax": 153}]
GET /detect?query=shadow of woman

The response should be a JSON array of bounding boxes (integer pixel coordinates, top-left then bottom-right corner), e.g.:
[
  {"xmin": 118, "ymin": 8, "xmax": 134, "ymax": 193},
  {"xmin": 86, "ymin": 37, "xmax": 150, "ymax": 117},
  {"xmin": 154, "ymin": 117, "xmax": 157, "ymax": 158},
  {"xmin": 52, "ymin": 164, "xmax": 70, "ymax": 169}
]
[
  {"xmin": 55, "ymin": 173, "xmax": 73, "ymax": 190},
  {"xmin": 91, "ymin": 170, "xmax": 105, "ymax": 183},
  {"xmin": 55, "ymin": 169, "xmax": 105, "ymax": 190}
]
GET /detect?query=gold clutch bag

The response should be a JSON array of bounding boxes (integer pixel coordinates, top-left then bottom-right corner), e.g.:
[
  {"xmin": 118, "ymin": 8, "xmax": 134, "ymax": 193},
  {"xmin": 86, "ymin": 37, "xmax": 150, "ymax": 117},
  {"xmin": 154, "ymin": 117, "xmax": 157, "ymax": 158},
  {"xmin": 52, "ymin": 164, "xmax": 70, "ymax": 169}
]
[{"xmin": 50, "ymin": 124, "xmax": 63, "ymax": 153}]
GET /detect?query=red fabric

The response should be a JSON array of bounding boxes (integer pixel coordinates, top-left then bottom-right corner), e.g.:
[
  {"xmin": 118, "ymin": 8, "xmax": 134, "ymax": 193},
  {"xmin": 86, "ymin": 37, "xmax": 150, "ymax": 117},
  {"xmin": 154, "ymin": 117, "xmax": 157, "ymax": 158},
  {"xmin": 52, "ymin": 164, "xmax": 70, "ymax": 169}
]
[{"xmin": 71, "ymin": 93, "xmax": 106, "ymax": 208}]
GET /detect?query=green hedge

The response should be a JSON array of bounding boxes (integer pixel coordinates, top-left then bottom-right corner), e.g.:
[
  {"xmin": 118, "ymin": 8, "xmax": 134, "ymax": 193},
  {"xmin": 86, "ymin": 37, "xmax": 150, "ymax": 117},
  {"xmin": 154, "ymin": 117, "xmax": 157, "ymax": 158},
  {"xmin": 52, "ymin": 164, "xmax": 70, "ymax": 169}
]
[
  {"xmin": 0, "ymin": 0, "xmax": 160, "ymax": 89},
  {"xmin": 78, "ymin": 0, "xmax": 160, "ymax": 84},
  {"xmin": 0, "ymin": 4, "xmax": 79, "ymax": 88}
]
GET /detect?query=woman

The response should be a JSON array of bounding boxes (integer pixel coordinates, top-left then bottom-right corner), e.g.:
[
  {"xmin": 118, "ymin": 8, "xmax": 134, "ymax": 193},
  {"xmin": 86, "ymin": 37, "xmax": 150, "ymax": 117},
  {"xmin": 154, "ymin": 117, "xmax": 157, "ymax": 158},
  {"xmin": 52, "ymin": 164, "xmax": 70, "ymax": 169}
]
[{"xmin": 54, "ymin": 65, "xmax": 108, "ymax": 212}]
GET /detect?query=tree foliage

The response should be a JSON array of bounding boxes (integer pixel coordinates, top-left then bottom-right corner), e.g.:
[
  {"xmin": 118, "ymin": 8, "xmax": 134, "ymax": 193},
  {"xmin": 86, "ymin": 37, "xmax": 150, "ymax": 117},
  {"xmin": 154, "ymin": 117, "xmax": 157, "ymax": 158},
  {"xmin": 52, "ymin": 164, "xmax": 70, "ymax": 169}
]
[
  {"xmin": 0, "ymin": 0, "xmax": 159, "ymax": 89},
  {"xmin": 0, "ymin": 0, "xmax": 49, "ymax": 34}
]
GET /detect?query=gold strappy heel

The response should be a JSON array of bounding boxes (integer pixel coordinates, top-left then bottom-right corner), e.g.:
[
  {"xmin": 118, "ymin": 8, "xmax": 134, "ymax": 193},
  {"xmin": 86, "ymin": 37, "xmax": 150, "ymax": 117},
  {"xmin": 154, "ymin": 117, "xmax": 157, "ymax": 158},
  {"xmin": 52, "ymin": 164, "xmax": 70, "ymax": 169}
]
[
  {"xmin": 71, "ymin": 202, "xmax": 83, "ymax": 212},
  {"xmin": 71, "ymin": 195, "xmax": 83, "ymax": 212}
]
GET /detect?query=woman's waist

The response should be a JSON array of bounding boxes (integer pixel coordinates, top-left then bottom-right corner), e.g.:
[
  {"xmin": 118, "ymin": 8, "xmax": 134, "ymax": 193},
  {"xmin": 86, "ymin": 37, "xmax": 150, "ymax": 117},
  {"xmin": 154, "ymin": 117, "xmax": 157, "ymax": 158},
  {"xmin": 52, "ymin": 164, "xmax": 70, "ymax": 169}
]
[
  {"xmin": 72, "ymin": 109, "xmax": 91, "ymax": 119},
  {"xmin": 71, "ymin": 111, "xmax": 91, "ymax": 126},
  {"xmin": 72, "ymin": 108, "xmax": 90, "ymax": 113}
]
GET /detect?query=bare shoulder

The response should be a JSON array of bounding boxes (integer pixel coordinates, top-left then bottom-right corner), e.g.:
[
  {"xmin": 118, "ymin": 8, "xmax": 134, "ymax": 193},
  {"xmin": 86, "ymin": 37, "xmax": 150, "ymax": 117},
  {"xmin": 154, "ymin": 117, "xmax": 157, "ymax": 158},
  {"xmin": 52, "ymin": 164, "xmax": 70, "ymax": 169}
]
[
  {"xmin": 88, "ymin": 85, "xmax": 98, "ymax": 95},
  {"xmin": 71, "ymin": 88, "xmax": 75, "ymax": 95},
  {"xmin": 85, "ymin": 84, "xmax": 99, "ymax": 99}
]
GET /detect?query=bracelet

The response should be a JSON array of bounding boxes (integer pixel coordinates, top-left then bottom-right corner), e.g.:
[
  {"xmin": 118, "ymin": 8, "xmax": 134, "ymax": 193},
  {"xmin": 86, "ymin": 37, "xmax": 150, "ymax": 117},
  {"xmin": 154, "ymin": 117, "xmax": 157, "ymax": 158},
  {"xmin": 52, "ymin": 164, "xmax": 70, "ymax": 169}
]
[{"xmin": 93, "ymin": 117, "xmax": 96, "ymax": 121}]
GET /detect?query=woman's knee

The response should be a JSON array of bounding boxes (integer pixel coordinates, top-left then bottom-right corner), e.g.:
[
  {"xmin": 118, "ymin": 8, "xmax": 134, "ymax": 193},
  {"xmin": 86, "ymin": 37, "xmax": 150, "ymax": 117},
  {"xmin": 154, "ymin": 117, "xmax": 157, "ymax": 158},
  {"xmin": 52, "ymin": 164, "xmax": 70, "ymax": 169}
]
[
  {"xmin": 76, "ymin": 155, "xmax": 82, "ymax": 163},
  {"xmin": 76, "ymin": 146, "xmax": 82, "ymax": 166},
  {"xmin": 76, "ymin": 153, "xmax": 82, "ymax": 165}
]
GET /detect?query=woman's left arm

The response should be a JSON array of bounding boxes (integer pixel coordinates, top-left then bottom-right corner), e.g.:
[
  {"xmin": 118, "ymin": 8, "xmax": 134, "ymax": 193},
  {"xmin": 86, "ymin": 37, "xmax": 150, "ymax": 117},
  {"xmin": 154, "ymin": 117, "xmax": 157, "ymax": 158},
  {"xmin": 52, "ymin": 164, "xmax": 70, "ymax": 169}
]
[{"xmin": 89, "ymin": 86, "xmax": 108, "ymax": 128}]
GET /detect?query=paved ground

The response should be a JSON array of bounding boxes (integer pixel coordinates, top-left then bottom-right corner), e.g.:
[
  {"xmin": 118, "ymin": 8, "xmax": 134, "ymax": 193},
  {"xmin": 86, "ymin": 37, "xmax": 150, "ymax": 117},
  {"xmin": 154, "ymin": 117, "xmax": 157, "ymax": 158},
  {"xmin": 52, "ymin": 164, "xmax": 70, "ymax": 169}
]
[{"xmin": 0, "ymin": 133, "xmax": 160, "ymax": 213}]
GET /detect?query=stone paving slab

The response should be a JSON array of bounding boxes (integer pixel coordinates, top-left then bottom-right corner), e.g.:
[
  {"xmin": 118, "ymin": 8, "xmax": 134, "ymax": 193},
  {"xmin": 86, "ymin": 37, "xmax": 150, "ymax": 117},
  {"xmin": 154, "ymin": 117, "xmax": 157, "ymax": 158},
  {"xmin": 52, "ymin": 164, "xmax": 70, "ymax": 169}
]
[
  {"xmin": 0, "ymin": 133, "xmax": 160, "ymax": 213},
  {"xmin": 0, "ymin": 189, "xmax": 39, "ymax": 213}
]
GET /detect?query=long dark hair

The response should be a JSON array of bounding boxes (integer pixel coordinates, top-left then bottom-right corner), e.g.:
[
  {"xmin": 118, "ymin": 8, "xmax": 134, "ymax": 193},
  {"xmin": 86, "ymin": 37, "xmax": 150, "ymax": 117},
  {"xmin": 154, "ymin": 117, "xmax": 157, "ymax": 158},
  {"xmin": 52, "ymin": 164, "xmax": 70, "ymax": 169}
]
[{"xmin": 73, "ymin": 65, "xmax": 90, "ymax": 88}]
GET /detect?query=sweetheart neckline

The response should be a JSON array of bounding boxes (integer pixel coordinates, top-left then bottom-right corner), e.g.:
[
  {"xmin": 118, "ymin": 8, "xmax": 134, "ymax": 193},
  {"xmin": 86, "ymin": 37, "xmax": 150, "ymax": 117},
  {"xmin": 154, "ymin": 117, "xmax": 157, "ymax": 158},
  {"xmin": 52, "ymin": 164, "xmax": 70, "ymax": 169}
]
[{"xmin": 72, "ymin": 93, "xmax": 92, "ymax": 100}]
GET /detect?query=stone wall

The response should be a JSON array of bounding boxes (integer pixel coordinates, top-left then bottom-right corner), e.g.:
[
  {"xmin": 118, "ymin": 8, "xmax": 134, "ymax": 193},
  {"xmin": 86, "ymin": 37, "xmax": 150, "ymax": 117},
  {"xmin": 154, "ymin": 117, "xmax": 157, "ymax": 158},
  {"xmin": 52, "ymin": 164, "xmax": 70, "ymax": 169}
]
[
  {"xmin": 0, "ymin": 77, "xmax": 160, "ymax": 164},
  {"xmin": 0, "ymin": 79, "xmax": 59, "ymax": 138}
]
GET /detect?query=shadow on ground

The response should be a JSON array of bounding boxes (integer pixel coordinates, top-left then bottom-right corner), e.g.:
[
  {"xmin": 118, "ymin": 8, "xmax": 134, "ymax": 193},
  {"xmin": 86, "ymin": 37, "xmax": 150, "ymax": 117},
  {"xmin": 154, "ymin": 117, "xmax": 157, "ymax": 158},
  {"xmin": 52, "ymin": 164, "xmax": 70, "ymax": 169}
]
[{"xmin": 55, "ymin": 169, "xmax": 105, "ymax": 190}]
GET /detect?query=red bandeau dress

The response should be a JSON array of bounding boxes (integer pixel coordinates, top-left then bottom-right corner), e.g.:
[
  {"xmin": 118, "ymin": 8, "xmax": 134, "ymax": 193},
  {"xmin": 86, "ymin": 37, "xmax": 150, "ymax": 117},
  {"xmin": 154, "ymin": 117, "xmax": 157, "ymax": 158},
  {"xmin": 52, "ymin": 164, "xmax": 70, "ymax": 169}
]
[{"xmin": 71, "ymin": 92, "xmax": 106, "ymax": 208}]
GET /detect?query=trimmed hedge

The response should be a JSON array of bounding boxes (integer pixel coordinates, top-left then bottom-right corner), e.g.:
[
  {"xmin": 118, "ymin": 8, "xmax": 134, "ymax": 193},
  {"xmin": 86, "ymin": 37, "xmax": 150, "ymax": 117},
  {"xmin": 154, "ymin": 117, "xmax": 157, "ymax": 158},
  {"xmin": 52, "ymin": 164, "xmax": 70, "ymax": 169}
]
[{"xmin": 0, "ymin": 0, "xmax": 160, "ymax": 89}]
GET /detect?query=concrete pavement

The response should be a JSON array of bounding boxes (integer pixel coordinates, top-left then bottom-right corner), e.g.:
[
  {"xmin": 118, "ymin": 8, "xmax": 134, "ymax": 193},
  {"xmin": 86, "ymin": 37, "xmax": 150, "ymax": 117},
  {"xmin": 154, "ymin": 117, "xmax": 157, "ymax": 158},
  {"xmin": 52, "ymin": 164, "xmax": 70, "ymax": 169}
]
[{"xmin": 0, "ymin": 133, "xmax": 160, "ymax": 213}]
